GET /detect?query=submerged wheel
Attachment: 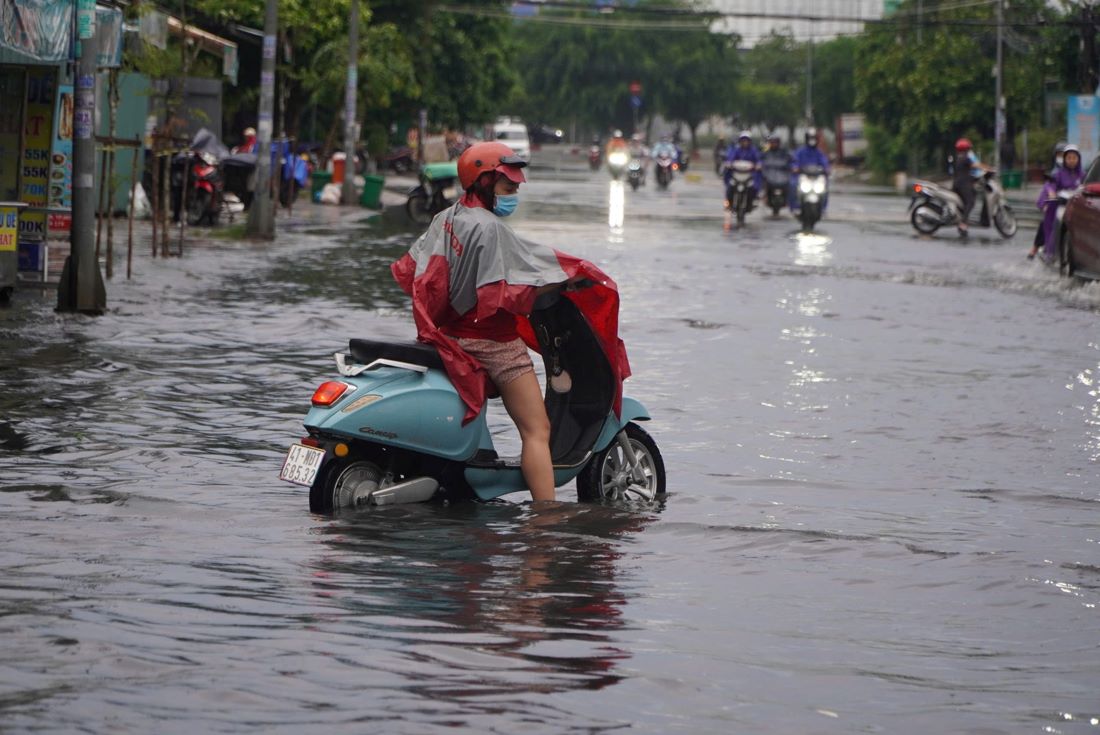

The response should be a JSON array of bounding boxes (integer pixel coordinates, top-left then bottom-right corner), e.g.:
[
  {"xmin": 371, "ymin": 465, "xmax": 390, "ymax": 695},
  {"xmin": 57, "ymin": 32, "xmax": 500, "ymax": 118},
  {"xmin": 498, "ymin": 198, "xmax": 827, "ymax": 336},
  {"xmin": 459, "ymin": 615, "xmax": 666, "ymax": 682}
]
[
  {"xmin": 910, "ymin": 204, "xmax": 941, "ymax": 235},
  {"xmin": 1060, "ymin": 229, "xmax": 1076, "ymax": 277},
  {"xmin": 993, "ymin": 205, "xmax": 1018, "ymax": 238},
  {"xmin": 577, "ymin": 422, "xmax": 666, "ymax": 503},
  {"xmin": 800, "ymin": 204, "xmax": 819, "ymax": 232},
  {"xmin": 186, "ymin": 190, "xmax": 210, "ymax": 226},
  {"xmin": 309, "ymin": 459, "xmax": 382, "ymax": 513},
  {"xmin": 405, "ymin": 193, "xmax": 433, "ymax": 225}
]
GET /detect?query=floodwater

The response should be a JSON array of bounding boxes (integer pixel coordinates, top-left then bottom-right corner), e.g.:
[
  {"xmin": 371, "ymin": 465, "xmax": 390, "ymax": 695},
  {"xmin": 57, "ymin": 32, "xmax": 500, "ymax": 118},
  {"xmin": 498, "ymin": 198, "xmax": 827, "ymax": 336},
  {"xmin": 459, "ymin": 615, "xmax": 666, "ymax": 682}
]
[{"xmin": 2, "ymin": 156, "xmax": 1099, "ymax": 734}]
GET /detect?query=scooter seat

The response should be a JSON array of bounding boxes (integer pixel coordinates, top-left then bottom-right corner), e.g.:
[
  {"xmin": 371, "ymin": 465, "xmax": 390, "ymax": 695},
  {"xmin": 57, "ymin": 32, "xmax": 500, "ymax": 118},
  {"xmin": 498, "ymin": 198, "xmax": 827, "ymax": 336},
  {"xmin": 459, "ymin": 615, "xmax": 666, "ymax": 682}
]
[{"xmin": 349, "ymin": 339, "xmax": 445, "ymax": 372}]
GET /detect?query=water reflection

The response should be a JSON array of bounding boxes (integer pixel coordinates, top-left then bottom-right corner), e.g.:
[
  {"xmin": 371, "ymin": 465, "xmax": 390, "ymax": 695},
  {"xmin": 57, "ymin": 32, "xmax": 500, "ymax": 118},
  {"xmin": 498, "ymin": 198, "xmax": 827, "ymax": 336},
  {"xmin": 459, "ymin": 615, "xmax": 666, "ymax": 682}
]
[
  {"xmin": 607, "ymin": 181, "xmax": 624, "ymax": 239},
  {"xmin": 792, "ymin": 232, "xmax": 833, "ymax": 267},
  {"xmin": 308, "ymin": 502, "xmax": 656, "ymax": 701},
  {"xmin": 1072, "ymin": 341, "xmax": 1100, "ymax": 464}
]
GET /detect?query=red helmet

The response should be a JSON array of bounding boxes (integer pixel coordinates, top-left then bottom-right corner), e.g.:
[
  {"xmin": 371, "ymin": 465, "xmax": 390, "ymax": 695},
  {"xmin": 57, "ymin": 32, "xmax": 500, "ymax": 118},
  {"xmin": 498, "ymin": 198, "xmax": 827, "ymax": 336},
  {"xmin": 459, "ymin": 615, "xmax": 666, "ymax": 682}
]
[
  {"xmin": 457, "ymin": 141, "xmax": 527, "ymax": 190},
  {"xmin": 955, "ymin": 137, "xmax": 973, "ymax": 152}
]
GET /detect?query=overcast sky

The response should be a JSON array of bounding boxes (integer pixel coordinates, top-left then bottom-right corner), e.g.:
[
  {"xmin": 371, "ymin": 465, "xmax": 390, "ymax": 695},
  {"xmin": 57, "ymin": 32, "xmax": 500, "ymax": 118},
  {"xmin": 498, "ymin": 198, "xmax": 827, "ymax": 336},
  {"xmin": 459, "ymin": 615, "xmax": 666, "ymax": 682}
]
[{"xmin": 707, "ymin": 0, "xmax": 887, "ymax": 45}]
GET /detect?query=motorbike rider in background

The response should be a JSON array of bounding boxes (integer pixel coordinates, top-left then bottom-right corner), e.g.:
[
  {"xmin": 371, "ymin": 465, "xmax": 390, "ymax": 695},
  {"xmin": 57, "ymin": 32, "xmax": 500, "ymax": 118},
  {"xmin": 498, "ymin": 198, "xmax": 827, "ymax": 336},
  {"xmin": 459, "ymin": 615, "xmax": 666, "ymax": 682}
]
[
  {"xmin": 713, "ymin": 137, "xmax": 727, "ymax": 175},
  {"xmin": 951, "ymin": 137, "xmax": 990, "ymax": 238},
  {"xmin": 652, "ymin": 135, "xmax": 679, "ymax": 177},
  {"xmin": 1026, "ymin": 141, "xmax": 1068, "ymax": 257},
  {"xmin": 723, "ymin": 131, "xmax": 762, "ymax": 213},
  {"xmin": 761, "ymin": 133, "xmax": 792, "ymax": 201},
  {"xmin": 606, "ymin": 130, "xmax": 629, "ymax": 160},
  {"xmin": 1030, "ymin": 143, "xmax": 1084, "ymax": 261},
  {"xmin": 628, "ymin": 133, "xmax": 649, "ymax": 185},
  {"xmin": 790, "ymin": 128, "xmax": 829, "ymax": 213},
  {"xmin": 233, "ymin": 126, "xmax": 258, "ymax": 154}
]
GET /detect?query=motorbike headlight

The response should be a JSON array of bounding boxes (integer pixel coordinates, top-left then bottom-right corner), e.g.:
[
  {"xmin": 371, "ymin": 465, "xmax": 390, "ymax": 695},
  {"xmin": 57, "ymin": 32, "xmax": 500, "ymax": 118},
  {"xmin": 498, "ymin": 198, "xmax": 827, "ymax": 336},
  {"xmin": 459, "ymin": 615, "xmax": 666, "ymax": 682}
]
[
  {"xmin": 609, "ymin": 152, "xmax": 628, "ymax": 166},
  {"xmin": 799, "ymin": 176, "xmax": 813, "ymax": 193},
  {"xmin": 812, "ymin": 177, "xmax": 826, "ymax": 194}
]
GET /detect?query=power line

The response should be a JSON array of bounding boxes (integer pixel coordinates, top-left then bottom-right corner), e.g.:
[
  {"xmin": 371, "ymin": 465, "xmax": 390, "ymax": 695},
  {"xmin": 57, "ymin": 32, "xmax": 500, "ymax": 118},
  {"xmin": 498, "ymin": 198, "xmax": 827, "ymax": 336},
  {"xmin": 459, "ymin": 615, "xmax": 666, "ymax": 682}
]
[{"xmin": 438, "ymin": 1, "xmax": 1091, "ymax": 31}]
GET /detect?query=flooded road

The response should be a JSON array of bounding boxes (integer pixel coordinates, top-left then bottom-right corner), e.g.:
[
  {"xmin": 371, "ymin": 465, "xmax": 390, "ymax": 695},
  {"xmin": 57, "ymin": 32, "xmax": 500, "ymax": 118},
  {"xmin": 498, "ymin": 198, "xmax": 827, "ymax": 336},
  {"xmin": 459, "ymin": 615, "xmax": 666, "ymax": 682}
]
[{"xmin": 2, "ymin": 155, "xmax": 1099, "ymax": 734}]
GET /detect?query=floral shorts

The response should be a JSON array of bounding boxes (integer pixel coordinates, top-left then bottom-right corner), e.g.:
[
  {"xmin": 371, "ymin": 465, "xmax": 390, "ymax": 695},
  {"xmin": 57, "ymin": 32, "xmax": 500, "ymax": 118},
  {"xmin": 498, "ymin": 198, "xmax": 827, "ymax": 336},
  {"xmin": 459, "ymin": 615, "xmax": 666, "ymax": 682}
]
[{"xmin": 455, "ymin": 337, "xmax": 534, "ymax": 387}]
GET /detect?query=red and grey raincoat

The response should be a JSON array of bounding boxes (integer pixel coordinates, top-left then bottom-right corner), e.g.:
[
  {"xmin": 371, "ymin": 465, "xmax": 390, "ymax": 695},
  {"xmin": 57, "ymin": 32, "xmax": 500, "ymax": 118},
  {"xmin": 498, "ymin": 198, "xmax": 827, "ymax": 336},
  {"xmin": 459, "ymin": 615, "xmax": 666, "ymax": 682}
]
[{"xmin": 391, "ymin": 200, "xmax": 629, "ymax": 424}]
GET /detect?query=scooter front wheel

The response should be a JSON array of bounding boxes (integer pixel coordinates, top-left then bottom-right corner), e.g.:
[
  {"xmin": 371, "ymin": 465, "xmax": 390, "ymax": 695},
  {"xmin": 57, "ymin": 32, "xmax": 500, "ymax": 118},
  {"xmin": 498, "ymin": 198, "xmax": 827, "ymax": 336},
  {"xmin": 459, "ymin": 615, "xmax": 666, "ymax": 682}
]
[{"xmin": 577, "ymin": 422, "xmax": 666, "ymax": 503}]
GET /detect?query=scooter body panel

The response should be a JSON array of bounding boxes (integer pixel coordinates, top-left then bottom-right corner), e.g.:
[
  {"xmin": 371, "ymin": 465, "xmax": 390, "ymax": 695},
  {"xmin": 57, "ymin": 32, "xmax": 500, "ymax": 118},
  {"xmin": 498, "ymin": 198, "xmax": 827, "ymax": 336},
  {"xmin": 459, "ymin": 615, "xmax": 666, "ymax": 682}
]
[{"xmin": 304, "ymin": 366, "xmax": 486, "ymax": 463}]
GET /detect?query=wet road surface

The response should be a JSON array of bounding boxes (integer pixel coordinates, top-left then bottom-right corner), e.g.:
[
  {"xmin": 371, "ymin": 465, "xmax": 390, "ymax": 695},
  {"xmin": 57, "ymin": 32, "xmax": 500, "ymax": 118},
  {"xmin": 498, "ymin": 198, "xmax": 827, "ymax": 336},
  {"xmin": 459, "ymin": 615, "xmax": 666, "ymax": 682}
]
[{"xmin": 2, "ymin": 151, "xmax": 1099, "ymax": 733}]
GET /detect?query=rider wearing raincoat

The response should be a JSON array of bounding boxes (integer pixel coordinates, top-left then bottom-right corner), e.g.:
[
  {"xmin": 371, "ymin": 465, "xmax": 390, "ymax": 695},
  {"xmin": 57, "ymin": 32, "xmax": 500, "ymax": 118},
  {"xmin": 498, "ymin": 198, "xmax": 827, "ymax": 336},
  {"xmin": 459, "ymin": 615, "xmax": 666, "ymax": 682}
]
[{"xmin": 391, "ymin": 142, "xmax": 629, "ymax": 502}]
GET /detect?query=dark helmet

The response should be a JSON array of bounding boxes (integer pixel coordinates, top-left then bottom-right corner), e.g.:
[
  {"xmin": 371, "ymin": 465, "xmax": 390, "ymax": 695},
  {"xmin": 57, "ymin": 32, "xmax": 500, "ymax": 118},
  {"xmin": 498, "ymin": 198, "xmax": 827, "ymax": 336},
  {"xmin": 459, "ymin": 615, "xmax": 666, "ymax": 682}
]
[{"xmin": 805, "ymin": 128, "xmax": 818, "ymax": 145}]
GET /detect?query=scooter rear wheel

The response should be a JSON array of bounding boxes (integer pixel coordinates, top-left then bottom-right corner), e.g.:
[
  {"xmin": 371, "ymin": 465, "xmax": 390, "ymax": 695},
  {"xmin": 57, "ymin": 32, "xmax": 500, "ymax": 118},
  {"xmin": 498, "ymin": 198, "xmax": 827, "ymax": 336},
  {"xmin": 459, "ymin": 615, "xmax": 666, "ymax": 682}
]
[
  {"xmin": 577, "ymin": 422, "xmax": 666, "ymax": 503},
  {"xmin": 310, "ymin": 459, "xmax": 383, "ymax": 513},
  {"xmin": 406, "ymin": 192, "xmax": 434, "ymax": 225},
  {"xmin": 910, "ymin": 204, "xmax": 941, "ymax": 235},
  {"xmin": 993, "ymin": 205, "xmax": 1018, "ymax": 238}
]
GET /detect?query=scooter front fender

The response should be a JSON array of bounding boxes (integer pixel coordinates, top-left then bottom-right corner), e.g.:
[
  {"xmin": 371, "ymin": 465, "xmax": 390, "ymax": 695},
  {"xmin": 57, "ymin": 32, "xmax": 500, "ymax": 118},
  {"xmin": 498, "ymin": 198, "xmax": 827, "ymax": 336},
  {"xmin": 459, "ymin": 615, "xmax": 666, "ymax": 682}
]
[{"xmin": 591, "ymin": 396, "xmax": 652, "ymax": 454}]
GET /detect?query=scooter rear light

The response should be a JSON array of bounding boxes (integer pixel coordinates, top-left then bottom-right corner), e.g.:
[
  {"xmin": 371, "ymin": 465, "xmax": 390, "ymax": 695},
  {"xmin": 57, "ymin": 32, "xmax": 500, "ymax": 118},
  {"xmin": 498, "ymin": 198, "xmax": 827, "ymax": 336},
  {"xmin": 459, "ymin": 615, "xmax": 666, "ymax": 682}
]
[
  {"xmin": 312, "ymin": 381, "xmax": 352, "ymax": 407},
  {"xmin": 913, "ymin": 183, "xmax": 922, "ymax": 194},
  {"xmin": 300, "ymin": 437, "xmax": 321, "ymax": 448}
]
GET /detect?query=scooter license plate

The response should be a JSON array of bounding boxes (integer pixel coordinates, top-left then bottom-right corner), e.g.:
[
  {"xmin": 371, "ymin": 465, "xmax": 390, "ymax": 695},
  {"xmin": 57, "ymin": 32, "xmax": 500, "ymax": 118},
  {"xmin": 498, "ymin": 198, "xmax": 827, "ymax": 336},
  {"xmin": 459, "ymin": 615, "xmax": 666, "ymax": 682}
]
[{"xmin": 279, "ymin": 444, "xmax": 326, "ymax": 486}]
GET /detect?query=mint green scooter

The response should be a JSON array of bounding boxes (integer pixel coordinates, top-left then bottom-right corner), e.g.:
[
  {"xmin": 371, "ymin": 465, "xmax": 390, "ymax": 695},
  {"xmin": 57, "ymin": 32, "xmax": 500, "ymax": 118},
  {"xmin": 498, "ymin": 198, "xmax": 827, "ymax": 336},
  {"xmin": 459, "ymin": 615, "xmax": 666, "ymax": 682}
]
[{"xmin": 279, "ymin": 290, "xmax": 665, "ymax": 512}]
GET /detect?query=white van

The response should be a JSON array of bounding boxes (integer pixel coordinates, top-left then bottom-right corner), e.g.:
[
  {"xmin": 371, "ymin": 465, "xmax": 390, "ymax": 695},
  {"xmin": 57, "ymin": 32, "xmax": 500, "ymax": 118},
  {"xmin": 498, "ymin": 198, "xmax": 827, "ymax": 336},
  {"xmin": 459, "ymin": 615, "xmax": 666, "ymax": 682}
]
[{"xmin": 493, "ymin": 117, "xmax": 531, "ymax": 162}]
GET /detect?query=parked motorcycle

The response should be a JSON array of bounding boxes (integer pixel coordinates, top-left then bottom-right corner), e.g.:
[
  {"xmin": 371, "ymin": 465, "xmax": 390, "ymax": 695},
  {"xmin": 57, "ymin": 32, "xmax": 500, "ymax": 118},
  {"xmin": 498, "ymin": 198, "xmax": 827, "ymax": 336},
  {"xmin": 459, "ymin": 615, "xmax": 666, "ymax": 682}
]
[
  {"xmin": 676, "ymin": 147, "xmax": 690, "ymax": 173},
  {"xmin": 796, "ymin": 164, "xmax": 828, "ymax": 232},
  {"xmin": 219, "ymin": 151, "xmax": 256, "ymax": 215},
  {"xmin": 726, "ymin": 160, "xmax": 756, "ymax": 226},
  {"xmin": 170, "ymin": 128, "xmax": 227, "ymax": 226},
  {"xmin": 654, "ymin": 151, "xmax": 676, "ymax": 190},
  {"xmin": 381, "ymin": 146, "xmax": 416, "ymax": 174},
  {"xmin": 627, "ymin": 158, "xmax": 645, "ymax": 191},
  {"xmin": 279, "ymin": 284, "xmax": 666, "ymax": 512},
  {"xmin": 763, "ymin": 166, "xmax": 789, "ymax": 217},
  {"xmin": 588, "ymin": 144, "xmax": 602, "ymax": 171},
  {"xmin": 909, "ymin": 171, "xmax": 1017, "ymax": 238},
  {"xmin": 406, "ymin": 162, "xmax": 458, "ymax": 225},
  {"xmin": 607, "ymin": 149, "xmax": 629, "ymax": 180}
]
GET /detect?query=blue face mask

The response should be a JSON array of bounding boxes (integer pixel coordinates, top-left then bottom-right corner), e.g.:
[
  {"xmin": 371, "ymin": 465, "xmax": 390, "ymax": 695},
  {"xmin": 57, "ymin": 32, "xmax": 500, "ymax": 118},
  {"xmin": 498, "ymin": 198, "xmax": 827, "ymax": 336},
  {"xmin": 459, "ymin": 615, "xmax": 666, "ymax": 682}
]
[{"xmin": 493, "ymin": 194, "xmax": 519, "ymax": 217}]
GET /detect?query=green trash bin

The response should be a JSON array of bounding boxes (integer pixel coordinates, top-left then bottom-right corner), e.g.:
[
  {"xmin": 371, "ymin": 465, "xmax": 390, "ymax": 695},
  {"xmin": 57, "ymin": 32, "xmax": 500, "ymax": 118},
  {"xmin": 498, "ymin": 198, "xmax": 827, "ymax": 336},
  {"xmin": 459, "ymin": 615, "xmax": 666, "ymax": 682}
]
[
  {"xmin": 1001, "ymin": 170, "xmax": 1022, "ymax": 190},
  {"xmin": 360, "ymin": 174, "xmax": 385, "ymax": 209},
  {"xmin": 311, "ymin": 170, "xmax": 333, "ymax": 202}
]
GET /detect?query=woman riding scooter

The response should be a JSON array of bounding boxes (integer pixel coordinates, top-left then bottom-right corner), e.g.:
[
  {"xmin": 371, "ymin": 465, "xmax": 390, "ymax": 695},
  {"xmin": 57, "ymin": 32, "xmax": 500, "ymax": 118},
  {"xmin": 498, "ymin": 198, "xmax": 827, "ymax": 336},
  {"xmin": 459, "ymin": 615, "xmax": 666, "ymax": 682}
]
[
  {"xmin": 1030, "ymin": 144, "xmax": 1084, "ymax": 261},
  {"xmin": 392, "ymin": 141, "xmax": 627, "ymax": 503}
]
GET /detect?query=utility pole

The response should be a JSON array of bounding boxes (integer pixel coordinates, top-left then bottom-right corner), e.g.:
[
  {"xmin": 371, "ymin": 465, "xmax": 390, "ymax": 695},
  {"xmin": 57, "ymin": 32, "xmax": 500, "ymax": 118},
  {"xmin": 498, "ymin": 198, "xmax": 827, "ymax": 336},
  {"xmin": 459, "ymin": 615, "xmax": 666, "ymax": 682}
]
[
  {"xmin": 58, "ymin": 0, "xmax": 105, "ymax": 312},
  {"xmin": 994, "ymin": 0, "xmax": 1004, "ymax": 171},
  {"xmin": 805, "ymin": 33, "xmax": 814, "ymax": 126},
  {"xmin": 246, "ymin": 0, "xmax": 278, "ymax": 239},
  {"xmin": 341, "ymin": 0, "xmax": 360, "ymax": 206}
]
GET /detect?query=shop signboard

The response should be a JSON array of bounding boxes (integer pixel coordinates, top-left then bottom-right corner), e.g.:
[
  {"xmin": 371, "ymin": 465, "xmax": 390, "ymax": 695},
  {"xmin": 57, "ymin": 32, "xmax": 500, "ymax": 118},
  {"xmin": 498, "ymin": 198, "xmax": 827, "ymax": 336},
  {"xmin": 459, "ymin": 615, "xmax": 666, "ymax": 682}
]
[
  {"xmin": 1068, "ymin": 95, "xmax": 1100, "ymax": 170},
  {"xmin": 49, "ymin": 84, "xmax": 73, "ymax": 217},
  {"xmin": 0, "ymin": 68, "xmax": 24, "ymax": 201},
  {"xmin": 19, "ymin": 68, "xmax": 54, "ymax": 246}
]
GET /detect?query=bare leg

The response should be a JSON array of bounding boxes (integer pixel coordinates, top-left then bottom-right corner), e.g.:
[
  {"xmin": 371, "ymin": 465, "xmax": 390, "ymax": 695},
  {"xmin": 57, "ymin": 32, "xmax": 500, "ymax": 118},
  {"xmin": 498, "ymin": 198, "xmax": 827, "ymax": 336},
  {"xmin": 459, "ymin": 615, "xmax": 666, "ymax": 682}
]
[{"xmin": 497, "ymin": 371, "xmax": 555, "ymax": 501}]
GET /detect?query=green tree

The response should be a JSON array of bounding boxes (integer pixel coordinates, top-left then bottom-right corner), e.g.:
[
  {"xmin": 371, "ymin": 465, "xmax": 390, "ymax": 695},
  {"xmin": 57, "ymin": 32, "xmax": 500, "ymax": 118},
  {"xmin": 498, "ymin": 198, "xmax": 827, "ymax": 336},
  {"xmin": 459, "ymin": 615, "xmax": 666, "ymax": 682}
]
[
  {"xmin": 810, "ymin": 36, "xmax": 857, "ymax": 130},
  {"xmin": 856, "ymin": 0, "xmax": 1059, "ymax": 176},
  {"xmin": 737, "ymin": 32, "xmax": 803, "ymax": 141},
  {"xmin": 648, "ymin": 22, "xmax": 740, "ymax": 152}
]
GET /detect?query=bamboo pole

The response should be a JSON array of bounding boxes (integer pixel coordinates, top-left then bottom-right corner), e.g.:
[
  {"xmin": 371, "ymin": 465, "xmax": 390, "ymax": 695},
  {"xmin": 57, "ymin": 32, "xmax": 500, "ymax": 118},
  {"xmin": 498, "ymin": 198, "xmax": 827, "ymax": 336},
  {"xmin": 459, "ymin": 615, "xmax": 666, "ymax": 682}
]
[
  {"xmin": 127, "ymin": 137, "xmax": 138, "ymax": 279},
  {"xmin": 95, "ymin": 145, "xmax": 108, "ymax": 263}
]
